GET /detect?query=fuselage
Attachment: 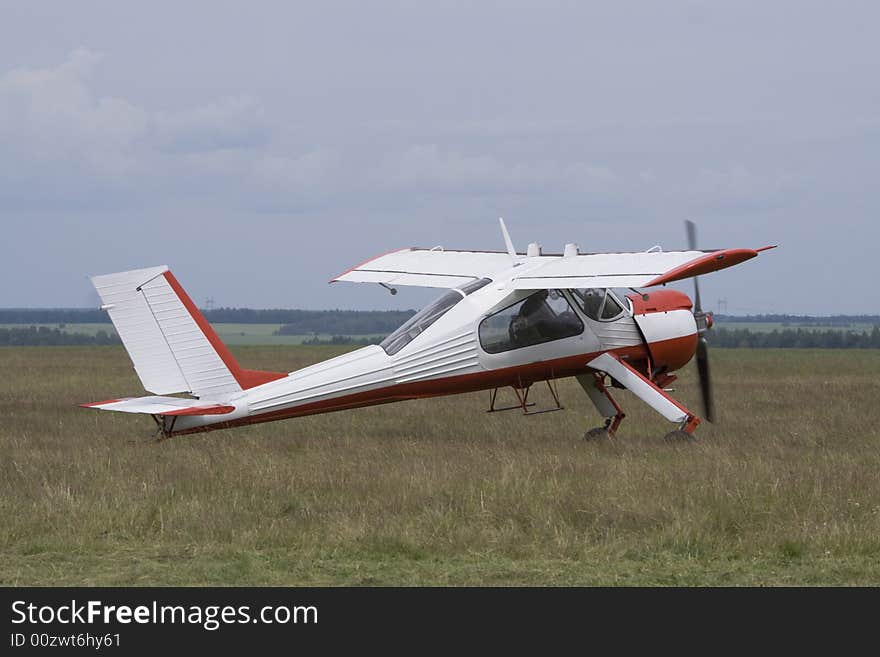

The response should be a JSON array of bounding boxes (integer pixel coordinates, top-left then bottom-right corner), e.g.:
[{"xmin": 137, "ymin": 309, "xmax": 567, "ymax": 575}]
[{"xmin": 167, "ymin": 281, "xmax": 698, "ymax": 436}]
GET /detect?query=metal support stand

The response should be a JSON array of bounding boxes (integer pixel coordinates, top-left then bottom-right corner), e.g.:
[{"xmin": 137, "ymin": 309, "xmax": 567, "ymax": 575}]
[
  {"xmin": 150, "ymin": 414, "xmax": 176, "ymax": 441},
  {"xmin": 487, "ymin": 379, "xmax": 563, "ymax": 415}
]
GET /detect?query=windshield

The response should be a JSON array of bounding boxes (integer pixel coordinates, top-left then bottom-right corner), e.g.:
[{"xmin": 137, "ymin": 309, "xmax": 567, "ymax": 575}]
[{"xmin": 380, "ymin": 278, "xmax": 491, "ymax": 355}]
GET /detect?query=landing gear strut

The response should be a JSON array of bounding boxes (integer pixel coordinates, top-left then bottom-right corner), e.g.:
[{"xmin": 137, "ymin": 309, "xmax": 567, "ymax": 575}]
[
  {"xmin": 579, "ymin": 372, "xmax": 626, "ymax": 440},
  {"xmin": 579, "ymin": 354, "xmax": 704, "ymax": 442}
]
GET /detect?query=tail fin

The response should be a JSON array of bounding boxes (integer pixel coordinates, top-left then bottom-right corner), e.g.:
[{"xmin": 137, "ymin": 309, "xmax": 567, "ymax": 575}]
[{"xmin": 91, "ymin": 266, "xmax": 285, "ymax": 398}]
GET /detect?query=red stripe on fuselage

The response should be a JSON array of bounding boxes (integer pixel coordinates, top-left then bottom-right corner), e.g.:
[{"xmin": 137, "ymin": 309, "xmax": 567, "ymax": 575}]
[{"xmin": 168, "ymin": 334, "xmax": 696, "ymax": 436}]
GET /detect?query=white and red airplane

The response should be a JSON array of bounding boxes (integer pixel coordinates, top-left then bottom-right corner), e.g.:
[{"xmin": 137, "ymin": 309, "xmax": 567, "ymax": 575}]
[{"xmin": 81, "ymin": 221, "xmax": 774, "ymax": 441}]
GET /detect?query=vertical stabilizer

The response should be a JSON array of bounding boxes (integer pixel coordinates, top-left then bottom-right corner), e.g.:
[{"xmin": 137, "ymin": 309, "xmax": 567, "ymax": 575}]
[{"xmin": 91, "ymin": 266, "xmax": 284, "ymax": 398}]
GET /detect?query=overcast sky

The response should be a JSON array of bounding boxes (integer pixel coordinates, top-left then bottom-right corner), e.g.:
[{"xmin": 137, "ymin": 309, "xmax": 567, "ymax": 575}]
[{"xmin": 1, "ymin": 1, "xmax": 877, "ymax": 314}]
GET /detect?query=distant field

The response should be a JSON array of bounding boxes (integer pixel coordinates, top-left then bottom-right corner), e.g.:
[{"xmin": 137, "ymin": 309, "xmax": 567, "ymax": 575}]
[
  {"xmin": 0, "ymin": 323, "xmax": 385, "ymax": 346},
  {"xmin": 1, "ymin": 346, "xmax": 879, "ymax": 586},
  {"xmin": 715, "ymin": 321, "xmax": 877, "ymax": 333},
  {"xmin": 6, "ymin": 320, "xmax": 876, "ymax": 347},
  {"xmin": 0, "ymin": 323, "xmax": 117, "ymax": 336}
]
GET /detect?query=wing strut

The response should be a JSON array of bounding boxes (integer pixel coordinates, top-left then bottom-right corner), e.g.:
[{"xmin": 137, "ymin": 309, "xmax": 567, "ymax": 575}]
[{"xmin": 587, "ymin": 353, "xmax": 701, "ymax": 433}]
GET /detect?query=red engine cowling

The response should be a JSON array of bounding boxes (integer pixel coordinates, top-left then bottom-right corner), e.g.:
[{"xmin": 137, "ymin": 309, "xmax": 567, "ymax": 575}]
[{"xmin": 627, "ymin": 289, "xmax": 698, "ymax": 372}]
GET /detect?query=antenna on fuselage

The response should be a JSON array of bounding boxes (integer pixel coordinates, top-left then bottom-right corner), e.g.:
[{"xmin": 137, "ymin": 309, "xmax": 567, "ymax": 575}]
[{"xmin": 498, "ymin": 217, "xmax": 518, "ymax": 265}]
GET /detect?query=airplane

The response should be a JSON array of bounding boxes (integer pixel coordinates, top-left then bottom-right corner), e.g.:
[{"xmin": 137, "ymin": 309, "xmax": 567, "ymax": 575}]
[{"xmin": 81, "ymin": 220, "xmax": 775, "ymax": 442}]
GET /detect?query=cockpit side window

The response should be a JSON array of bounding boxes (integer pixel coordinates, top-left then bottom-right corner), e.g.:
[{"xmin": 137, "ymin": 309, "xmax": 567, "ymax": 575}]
[
  {"xmin": 571, "ymin": 288, "xmax": 604, "ymax": 319},
  {"xmin": 478, "ymin": 289, "xmax": 583, "ymax": 354},
  {"xmin": 571, "ymin": 287, "xmax": 629, "ymax": 321},
  {"xmin": 601, "ymin": 292, "xmax": 623, "ymax": 319},
  {"xmin": 380, "ymin": 278, "xmax": 491, "ymax": 356}
]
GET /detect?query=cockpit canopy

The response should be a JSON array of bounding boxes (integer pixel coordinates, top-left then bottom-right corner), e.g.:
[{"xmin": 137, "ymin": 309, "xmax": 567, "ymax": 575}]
[
  {"xmin": 382, "ymin": 283, "xmax": 636, "ymax": 357},
  {"xmin": 380, "ymin": 278, "xmax": 492, "ymax": 355},
  {"xmin": 479, "ymin": 289, "xmax": 584, "ymax": 354}
]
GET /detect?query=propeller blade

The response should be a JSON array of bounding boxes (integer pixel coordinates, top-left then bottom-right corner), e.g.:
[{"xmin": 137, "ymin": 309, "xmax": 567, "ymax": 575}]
[
  {"xmin": 695, "ymin": 336, "xmax": 715, "ymax": 422},
  {"xmin": 684, "ymin": 220, "xmax": 703, "ymax": 313}
]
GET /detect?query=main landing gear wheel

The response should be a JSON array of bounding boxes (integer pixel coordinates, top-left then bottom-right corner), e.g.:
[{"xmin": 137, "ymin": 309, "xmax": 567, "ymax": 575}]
[
  {"xmin": 663, "ymin": 429, "xmax": 697, "ymax": 443},
  {"xmin": 583, "ymin": 426, "xmax": 611, "ymax": 441}
]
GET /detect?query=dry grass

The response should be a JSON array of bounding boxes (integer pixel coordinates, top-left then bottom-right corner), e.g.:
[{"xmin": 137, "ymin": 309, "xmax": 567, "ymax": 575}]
[{"xmin": 1, "ymin": 346, "xmax": 879, "ymax": 585}]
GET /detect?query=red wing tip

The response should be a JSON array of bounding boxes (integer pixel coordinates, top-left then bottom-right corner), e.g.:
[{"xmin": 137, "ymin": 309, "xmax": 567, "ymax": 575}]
[
  {"xmin": 755, "ymin": 245, "xmax": 778, "ymax": 252},
  {"xmin": 79, "ymin": 397, "xmax": 131, "ymax": 408}
]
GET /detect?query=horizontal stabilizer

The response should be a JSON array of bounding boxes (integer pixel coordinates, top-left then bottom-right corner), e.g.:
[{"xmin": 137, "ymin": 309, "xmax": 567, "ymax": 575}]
[{"xmin": 80, "ymin": 396, "xmax": 236, "ymax": 416}]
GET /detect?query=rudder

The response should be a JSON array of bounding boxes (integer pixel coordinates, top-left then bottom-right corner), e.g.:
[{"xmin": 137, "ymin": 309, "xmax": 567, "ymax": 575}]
[{"xmin": 91, "ymin": 266, "xmax": 285, "ymax": 398}]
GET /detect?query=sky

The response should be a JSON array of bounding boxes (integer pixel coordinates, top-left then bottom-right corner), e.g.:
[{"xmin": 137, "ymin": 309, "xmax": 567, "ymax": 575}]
[{"xmin": 0, "ymin": 1, "xmax": 877, "ymax": 314}]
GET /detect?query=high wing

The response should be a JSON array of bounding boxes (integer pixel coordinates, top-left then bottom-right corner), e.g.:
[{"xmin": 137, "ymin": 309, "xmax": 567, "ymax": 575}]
[
  {"xmin": 507, "ymin": 247, "xmax": 775, "ymax": 290},
  {"xmin": 330, "ymin": 248, "xmax": 515, "ymax": 288},
  {"xmin": 331, "ymin": 246, "xmax": 775, "ymax": 290}
]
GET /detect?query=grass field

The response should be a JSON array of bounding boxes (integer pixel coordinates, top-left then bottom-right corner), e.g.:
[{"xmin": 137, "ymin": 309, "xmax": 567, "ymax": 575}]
[{"xmin": 1, "ymin": 346, "xmax": 879, "ymax": 586}]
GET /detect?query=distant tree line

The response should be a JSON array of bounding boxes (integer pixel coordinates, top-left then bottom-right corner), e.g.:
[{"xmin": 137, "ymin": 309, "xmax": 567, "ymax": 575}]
[
  {"xmin": 300, "ymin": 335, "xmax": 385, "ymax": 346},
  {"xmin": 0, "ymin": 309, "xmax": 111, "ymax": 323},
  {"xmin": 0, "ymin": 326, "xmax": 121, "ymax": 346},
  {"xmin": 714, "ymin": 314, "xmax": 880, "ymax": 327},
  {"xmin": 3, "ymin": 324, "xmax": 879, "ymax": 348},
  {"xmin": 0, "ymin": 307, "xmax": 417, "ymax": 331},
  {"xmin": 709, "ymin": 327, "xmax": 880, "ymax": 349},
  {"xmin": 204, "ymin": 308, "xmax": 417, "ymax": 328},
  {"xmin": 273, "ymin": 310, "xmax": 416, "ymax": 335},
  {"xmin": 2, "ymin": 308, "xmax": 879, "ymax": 349},
  {"xmin": 3, "ymin": 308, "xmax": 877, "ymax": 330}
]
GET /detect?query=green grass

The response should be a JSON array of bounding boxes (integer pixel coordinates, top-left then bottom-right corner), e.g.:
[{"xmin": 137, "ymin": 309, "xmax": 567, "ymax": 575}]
[{"xmin": 1, "ymin": 346, "xmax": 879, "ymax": 585}]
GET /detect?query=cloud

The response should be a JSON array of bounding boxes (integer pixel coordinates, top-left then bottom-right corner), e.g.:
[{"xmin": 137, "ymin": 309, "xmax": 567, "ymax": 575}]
[
  {"xmin": 0, "ymin": 49, "xmax": 281, "ymax": 206},
  {"xmin": 153, "ymin": 96, "xmax": 270, "ymax": 153},
  {"xmin": 0, "ymin": 50, "xmax": 808, "ymax": 222},
  {"xmin": 0, "ymin": 48, "xmax": 147, "ymax": 175},
  {"xmin": 371, "ymin": 143, "xmax": 619, "ymax": 195}
]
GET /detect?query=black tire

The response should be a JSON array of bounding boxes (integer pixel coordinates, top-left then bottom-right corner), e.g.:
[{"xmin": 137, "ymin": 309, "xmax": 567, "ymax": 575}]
[
  {"xmin": 663, "ymin": 429, "xmax": 697, "ymax": 444},
  {"xmin": 583, "ymin": 427, "xmax": 610, "ymax": 441}
]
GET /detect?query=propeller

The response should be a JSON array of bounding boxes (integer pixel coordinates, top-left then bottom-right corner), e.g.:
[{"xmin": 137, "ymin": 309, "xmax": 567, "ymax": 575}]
[{"xmin": 685, "ymin": 220, "xmax": 715, "ymax": 422}]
